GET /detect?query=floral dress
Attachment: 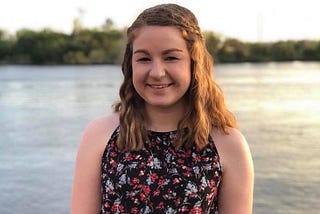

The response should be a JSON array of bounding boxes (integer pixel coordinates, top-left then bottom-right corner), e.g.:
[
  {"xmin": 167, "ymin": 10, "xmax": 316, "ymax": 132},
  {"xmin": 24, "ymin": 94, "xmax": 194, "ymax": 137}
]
[{"xmin": 101, "ymin": 126, "xmax": 222, "ymax": 214}]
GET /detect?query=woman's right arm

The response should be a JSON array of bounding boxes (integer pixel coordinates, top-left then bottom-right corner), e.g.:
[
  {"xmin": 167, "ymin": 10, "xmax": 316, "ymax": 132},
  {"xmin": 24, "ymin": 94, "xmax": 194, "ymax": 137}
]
[{"xmin": 71, "ymin": 114, "xmax": 118, "ymax": 214}]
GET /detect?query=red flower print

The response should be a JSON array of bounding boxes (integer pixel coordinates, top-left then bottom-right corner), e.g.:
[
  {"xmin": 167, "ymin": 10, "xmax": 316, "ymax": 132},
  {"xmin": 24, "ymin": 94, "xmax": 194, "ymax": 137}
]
[
  {"xmin": 153, "ymin": 189, "xmax": 160, "ymax": 196},
  {"xmin": 173, "ymin": 177, "xmax": 180, "ymax": 184},
  {"xmin": 131, "ymin": 207, "xmax": 139, "ymax": 213},
  {"xmin": 150, "ymin": 173, "xmax": 158, "ymax": 182},
  {"xmin": 132, "ymin": 178, "xmax": 140, "ymax": 185},
  {"xmin": 101, "ymin": 127, "xmax": 222, "ymax": 213},
  {"xmin": 190, "ymin": 207, "xmax": 202, "ymax": 214},
  {"xmin": 180, "ymin": 206, "xmax": 189, "ymax": 212},
  {"xmin": 111, "ymin": 204, "xmax": 124, "ymax": 213},
  {"xmin": 142, "ymin": 185, "xmax": 150, "ymax": 195},
  {"xmin": 125, "ymin": 154, "xmax": 133, "ymax": 161},
  {"xmin": 158, "ymin": 178, "xmax": 165, "ymax": 186},
  {"xmin": 156, "ymin": 201, "xmax": 165, "ymax": 209}
]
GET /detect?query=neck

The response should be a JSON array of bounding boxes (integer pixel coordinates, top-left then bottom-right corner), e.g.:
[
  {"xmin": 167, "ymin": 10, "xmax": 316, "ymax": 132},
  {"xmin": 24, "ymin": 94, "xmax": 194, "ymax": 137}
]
[{"xmin": 144, "ymin": 103, "xmax": 186, "ymax": 132}]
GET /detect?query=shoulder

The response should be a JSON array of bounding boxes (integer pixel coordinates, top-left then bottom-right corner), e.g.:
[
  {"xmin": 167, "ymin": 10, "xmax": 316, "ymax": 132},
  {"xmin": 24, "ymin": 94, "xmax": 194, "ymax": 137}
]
[
  {"xmin": 211, "ymin": 128, "xmax": 253, "ymax": 173},
  {"xmin": 71, "ymin": 113, "xmax": 119, "ymax": 213},
  {"xmin": 211, "ymin": 128, "xmax": 254, "ymax": 213},
  {"xmin": 82, "ymin": 113, "xmax": 119, "ymax": 139},
  {"xmin": 211, "ymin": 127, "xmax": 247, "ymax": 150},
  {"xmin": 79, "ymin": 113, "xmax": 119, "ymax": 154}
]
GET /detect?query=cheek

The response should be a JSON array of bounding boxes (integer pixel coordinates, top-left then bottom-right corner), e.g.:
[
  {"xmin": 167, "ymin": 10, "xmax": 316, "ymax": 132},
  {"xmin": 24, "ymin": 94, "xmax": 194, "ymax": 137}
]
[
  {"xmin": 184, "ymin": 73, "xmax": 192, "ymax": 89},
  {"xmin": 178, "ymin": 65, "xmax": 192, "ymax": 87},
  {"xmin": 132, "ymin": 72, "xmax": 138, "ymax": 89},
  {"xmin": 131, "ymin": 68, "xmax": 143, "ymax": 91}
]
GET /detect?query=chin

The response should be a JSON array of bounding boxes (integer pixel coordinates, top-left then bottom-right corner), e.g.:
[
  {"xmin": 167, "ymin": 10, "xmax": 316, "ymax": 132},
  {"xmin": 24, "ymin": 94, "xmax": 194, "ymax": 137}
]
[{"xmin": 145, "ymin": 99, "xmax": 184, "ymax": 109}]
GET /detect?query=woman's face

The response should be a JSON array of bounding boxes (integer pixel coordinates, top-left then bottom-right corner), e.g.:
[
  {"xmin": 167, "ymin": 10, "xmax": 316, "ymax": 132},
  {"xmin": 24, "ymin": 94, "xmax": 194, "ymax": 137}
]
[{"xmin": 131, "ymin": 26, "xmax": 191, "ymax": 111}]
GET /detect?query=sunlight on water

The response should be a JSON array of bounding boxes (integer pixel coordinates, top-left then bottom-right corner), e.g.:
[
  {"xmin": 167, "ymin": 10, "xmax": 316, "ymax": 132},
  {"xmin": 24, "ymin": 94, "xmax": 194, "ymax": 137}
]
[
  {"xmin": 215, "ymin": 62, "xmax": 320, "ymax": 214},
  {"xmin": 264, "ymin": 100, "xmax": 320, "ymax": 111},
  {"xmin": 0, "ymin": 62, "xmax": 319, "ymax": 214}
]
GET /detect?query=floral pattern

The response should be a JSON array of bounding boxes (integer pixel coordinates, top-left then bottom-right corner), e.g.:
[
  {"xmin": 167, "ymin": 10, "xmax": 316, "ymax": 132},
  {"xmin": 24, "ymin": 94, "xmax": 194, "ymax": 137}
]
[{"xmin": 101, "ymin": 126, "xmax": 222, "ymax": 214}]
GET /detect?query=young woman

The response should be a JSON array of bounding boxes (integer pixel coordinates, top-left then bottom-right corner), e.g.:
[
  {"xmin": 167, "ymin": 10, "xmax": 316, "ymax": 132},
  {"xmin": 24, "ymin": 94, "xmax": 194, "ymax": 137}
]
[{"xmin": 71, "ymin": 3, "xmax": 254, "ymax": 214}]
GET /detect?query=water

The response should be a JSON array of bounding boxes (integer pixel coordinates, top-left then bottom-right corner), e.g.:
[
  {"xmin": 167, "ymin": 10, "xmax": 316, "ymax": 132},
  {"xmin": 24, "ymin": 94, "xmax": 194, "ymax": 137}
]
[
  {"xmin": 215, "ymin": 62, "xmax": 320, "ymax": 213},
  {"xmin": 0, "ymin": 62, "xmax": 319, "ymax": 213}
]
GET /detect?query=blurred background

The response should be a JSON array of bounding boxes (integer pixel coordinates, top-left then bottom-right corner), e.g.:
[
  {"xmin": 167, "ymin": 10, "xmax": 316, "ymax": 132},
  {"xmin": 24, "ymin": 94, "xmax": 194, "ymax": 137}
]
[{"xmin": 0, "ymin": 0, "xmax": 319, "ymax": 213}]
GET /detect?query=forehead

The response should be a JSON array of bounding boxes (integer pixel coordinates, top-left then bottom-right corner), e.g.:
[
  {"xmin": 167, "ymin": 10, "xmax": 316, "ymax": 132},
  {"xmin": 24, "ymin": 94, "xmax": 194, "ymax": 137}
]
[{"xmin": 132, "ymin": 26, "xmax": 187, "ymax": 51}]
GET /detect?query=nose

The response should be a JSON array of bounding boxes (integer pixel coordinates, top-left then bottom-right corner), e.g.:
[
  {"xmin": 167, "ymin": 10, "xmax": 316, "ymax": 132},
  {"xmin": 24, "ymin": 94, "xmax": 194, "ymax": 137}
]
[{"xmin": 149, "ymin": 60, "xmax": 166, "ymax": 79}]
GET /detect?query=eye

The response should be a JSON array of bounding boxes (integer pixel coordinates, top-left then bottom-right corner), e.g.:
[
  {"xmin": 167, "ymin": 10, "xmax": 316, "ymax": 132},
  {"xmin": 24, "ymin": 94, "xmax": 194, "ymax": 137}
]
[
  {"xmin": 165, "ymin": 56, "xmax": 179, "ymax": 61},
  {"xmin": 137, "ymin": 57, "xmax": 150, "ymax": 62}
]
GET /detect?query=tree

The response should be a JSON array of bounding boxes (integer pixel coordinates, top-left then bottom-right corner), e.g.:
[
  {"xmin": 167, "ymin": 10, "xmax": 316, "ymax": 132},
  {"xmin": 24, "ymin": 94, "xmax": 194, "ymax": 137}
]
[
  {"xmin": 13, "ymin": 29, "xmax": 67, "ymax": 64},
  {"xmin": 204, "ymin": 31, "xmax": 221, "ymax": 61},
  {"xmin": 270, "ymin": 41, "xmax": 296, "ymax": 61},
  {"xmin": 0, "ymin": 29, "xmax": 13, "ymax": 63},
  {"xmin": 218, "ymin": 38, "xmax": 249, "ymax": 62},
  {"xmin": 247, "ymin": 42, "xmax": 272, "ymax": 62}
]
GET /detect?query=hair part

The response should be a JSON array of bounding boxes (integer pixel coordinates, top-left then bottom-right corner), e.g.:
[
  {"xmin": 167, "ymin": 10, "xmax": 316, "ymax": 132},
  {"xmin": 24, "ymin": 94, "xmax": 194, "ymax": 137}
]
[{"xmin": 113, "ymin": 3, "xmax": 237, "ymax": 151}]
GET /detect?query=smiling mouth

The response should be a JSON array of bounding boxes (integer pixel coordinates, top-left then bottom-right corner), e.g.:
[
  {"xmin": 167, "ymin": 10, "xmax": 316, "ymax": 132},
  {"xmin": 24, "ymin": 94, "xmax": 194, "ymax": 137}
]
[{"xmin": 147, "ymin": 83, "xmax": 173, "ymax": 89}]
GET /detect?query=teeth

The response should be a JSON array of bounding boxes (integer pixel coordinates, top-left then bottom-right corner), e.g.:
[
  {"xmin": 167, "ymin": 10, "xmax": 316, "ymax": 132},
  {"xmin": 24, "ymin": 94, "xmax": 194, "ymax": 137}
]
[{"xmin": 150, "ymin": 84, "xmax": 169, "ymax": 89}]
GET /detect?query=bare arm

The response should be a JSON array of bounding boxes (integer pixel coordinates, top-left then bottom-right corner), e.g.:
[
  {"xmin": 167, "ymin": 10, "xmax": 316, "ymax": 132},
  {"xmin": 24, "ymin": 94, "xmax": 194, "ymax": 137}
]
[
  {"xmin": 214, "ymin": 128, "xmax": 254, "ymax": 214},
  {"xmin": 71, "ymin": 114, "xmax": 118, "ymax": 214}
]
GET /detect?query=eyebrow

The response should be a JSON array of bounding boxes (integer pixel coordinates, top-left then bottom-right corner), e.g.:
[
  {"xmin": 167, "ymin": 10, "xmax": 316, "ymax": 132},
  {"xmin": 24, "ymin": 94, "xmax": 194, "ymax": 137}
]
[{"xmin": 133, "ymin": 48, "xmax": 183, "ymax": 55}]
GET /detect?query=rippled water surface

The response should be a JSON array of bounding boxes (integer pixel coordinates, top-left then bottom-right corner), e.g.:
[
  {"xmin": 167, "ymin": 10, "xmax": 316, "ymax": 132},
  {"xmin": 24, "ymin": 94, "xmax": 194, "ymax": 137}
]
[{"xmin": 0, "ymin": 62, "xmax": 319, "ymax": 213}]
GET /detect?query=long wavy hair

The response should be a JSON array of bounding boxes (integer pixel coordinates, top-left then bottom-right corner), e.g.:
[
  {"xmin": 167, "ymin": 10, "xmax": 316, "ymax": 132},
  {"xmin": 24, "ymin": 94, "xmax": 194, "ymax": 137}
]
[{"xmin": 113, "ymin": 3, "xmax": 237, "ymax": 151}]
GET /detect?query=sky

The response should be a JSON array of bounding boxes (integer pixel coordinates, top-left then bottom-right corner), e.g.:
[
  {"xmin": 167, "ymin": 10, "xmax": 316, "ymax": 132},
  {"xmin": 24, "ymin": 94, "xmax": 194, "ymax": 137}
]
[{"xmin": 0, "ymin": 0, "xmax": 319, "ymax": 42}]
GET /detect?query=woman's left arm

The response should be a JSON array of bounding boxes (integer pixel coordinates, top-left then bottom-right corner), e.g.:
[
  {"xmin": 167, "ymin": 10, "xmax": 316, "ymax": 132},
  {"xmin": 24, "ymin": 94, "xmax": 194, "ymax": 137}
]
[{"xmin": 214, "ymin": 128, "xmax": 254, "ymax": 214}]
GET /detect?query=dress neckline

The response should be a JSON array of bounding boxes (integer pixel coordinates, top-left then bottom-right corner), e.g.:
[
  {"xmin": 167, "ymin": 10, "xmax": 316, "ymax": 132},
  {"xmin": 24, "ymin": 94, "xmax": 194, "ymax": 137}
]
[{"xmin": 147, "ymin": 129, "xmax": 178, "ymax": 134}]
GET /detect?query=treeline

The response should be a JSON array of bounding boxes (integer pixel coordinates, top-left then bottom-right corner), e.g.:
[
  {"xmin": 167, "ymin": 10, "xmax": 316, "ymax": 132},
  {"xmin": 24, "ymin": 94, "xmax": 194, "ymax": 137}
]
[
  {"xmin": 205, "ymin": 32, "xmax": 320, "ymax": 63},
  {"xmin": 0, "ymin": 27, "xmax": 125, "ymax": 65},
  {"xmin": 1, "ymin": 22, "xmax": 320, "ymax": 64}
]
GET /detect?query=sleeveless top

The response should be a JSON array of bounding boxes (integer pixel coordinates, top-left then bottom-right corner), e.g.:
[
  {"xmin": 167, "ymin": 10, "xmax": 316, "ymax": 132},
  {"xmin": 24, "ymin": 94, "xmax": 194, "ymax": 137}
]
[{"xmin": 101, "ymin": 126, "xmax": 222, "ymax": 214}]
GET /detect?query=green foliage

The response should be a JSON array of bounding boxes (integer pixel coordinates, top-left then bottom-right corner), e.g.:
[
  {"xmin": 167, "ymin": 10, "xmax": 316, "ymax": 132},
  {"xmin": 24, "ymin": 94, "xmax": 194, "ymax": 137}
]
[
  {"xmin": 270, "ymin": 41, "xmax": 297, "ymax": 61},
  {"xmin": 218, "ymin": 39, "xmax": 249, "ymax": 62},
  {"xmin": 204, "ymin": 31, "xmax": 221, "ymax": 60},
  {"xmin": 62, "ymin": 29, "xmax": 124, "ymax": 64},
  {"xmin": 0, "ymin": 29, "xmax": 14, "ymax": 63},
  {"xmin": 0, "ymin": 19, "xmax": 320, "ymax": 64},
  {"xmin": 295, "ymin": 40, "xmax": 320, "ymax": 60},
  {"xmin": 12, "ymin": 29, "xmax": 67, "ymax": 64},
  {"xmin": 247, "ymin": 42, "xmax": 272, "ymax": 62}
]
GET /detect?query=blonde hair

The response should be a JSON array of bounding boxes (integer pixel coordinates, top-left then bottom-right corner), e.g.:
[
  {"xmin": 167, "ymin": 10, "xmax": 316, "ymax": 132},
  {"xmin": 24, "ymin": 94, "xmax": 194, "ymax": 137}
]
[{"xmin": 114, "ymin": 3, "xmax": 237, "ymax": 151}]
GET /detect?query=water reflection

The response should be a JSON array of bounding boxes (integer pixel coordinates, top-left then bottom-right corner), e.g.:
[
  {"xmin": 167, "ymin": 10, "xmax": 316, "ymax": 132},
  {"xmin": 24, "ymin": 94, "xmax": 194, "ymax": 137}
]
[{"xmin": 0, "ymin": 63, "xmax": 319, "ymax": 214}]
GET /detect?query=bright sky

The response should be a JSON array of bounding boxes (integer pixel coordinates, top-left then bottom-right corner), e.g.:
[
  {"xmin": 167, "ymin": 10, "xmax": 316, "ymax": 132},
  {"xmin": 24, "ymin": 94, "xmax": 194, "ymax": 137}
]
[{"xmin": 1, "ymin": 0, "xmax": 319, "ymax": 42}]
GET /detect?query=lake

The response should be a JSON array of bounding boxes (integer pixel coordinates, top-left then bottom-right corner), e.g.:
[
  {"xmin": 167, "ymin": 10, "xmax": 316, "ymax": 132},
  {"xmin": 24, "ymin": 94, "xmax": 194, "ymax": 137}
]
[{"xmin": 0, "ymin": 62, "xmax": 319, "ymax": 213}]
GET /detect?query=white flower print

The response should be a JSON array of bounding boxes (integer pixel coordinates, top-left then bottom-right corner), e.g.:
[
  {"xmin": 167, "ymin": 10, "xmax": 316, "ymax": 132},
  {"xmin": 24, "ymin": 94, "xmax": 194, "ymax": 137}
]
[
  {"xmin": 147, "ymin": 157, "xmax": 162, "ymax": 169},
  {"xmin": 193, "ymin": 166, "xmax": 200, "ymax": 175},
  {"xmin": 119, "ymin": 174, "xmax": 126, "ymax": 185},
  {"xmin": 165, "ymin": 207, "xmax": 176, "ymax": 214},
  {"xmin": 105, "ymin": 179, "xmax": 114, "ymax": 191},
  {"xmin": 117, "ymin": 163, "xmax": 124, "ymax": 172},
  {"xmin": 185, "ymin": 182, "xmax": 198, "ymax": 196}
]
